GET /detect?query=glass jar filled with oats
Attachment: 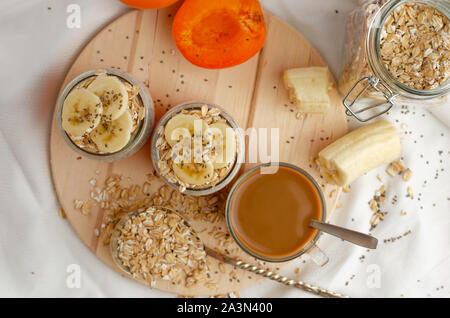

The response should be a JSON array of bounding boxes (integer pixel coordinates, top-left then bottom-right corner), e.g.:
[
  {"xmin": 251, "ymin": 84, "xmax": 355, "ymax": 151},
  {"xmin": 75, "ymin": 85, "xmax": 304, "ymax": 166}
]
[{"xmin": 339, "ymin": 0, "xmax": 449, "ymax": 121}]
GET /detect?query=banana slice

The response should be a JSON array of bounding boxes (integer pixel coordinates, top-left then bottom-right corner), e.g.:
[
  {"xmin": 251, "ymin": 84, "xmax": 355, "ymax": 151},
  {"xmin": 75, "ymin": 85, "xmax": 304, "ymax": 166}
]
[
  {"xmin": 62, "ymin": 88, "xmax": 103, "ymax": 137},
  {"xmin": 207, "ymin": 122, "xmax": 237, "ymax": 169},
  {"xmin": 172, "ymin": 161, "xmax": 214, "ymax": 186},
  {"xmin": 164, "ymin": 113, "xmax": 209, "ymax": 147},
  {"xmin": 318, "ymin": 120, "xmax": 401, "ymax": 186},
  {"xmin": 89, "ymin": 111, "xmax": 133, "ymax": 153},
  {"xmin": 87, "ymin": 76, "xmax": 129, "ymax": 120}
]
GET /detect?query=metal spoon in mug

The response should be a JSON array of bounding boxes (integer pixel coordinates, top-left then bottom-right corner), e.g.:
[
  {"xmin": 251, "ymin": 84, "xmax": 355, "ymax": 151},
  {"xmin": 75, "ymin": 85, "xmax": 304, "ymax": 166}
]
[
  {"xmin": 110, "ymin": 207, "xmax": 349, "ymax": 298},
  {"xmin": 310, "ymin": 219, "xmax": 378, "ymax": 249}
]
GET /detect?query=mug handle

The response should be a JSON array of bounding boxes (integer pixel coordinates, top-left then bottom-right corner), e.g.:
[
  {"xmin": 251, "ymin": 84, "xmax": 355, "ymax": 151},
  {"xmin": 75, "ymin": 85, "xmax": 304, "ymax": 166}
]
[{"xmin": 306, "ymin": 244, "xmax": 329, "ymax": 267}]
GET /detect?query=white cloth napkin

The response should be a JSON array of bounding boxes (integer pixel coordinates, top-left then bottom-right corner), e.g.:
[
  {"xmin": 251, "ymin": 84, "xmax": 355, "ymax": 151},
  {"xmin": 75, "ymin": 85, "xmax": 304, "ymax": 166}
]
[{"xmin": 0, "ymin": 0, "xmax": 448, "ymax": 297}]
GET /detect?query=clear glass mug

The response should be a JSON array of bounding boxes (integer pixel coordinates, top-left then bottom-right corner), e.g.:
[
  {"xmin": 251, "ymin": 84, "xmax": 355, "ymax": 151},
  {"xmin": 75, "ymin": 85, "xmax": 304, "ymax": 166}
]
[
  {"xmin": 341, "ymin": 0, "xmax": 450, "ymax": 122},
  {"xmin": 225, "ymin": 162, "xmax": 329, "ymax": 266}
]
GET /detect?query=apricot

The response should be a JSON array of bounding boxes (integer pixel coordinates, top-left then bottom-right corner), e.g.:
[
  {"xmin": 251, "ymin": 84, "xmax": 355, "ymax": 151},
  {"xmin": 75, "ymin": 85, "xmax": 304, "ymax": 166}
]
[{"xmin": 173, "ymin": 0, "xmax": 266, "ymax": 69}]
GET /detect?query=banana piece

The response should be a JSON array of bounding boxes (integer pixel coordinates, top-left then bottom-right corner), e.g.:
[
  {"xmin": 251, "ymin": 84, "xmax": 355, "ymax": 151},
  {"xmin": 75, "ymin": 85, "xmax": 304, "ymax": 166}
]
[
  {"xmin": 164, "ymin": 113, "xmax": 209, "ymax": 147},
  {"xmin": 283, "ymin": 67, "xmax": 330, "ymax": 113},
  {"xmin": 207, "ymin": 122, "xmax": 237, "ymax": 169},
  {"xmin": 172, "ymin": 161, "xmax": 214, "ymax": 186},
  {"xmin": 62, "ymin": 88, "xmax": 103, "ymax": 137},
  {"xmin": 87, "ymin": 75, "xmax": 129, "ymax": 120},
  {"xmin": 89, "ymin": 111, "xmax": 134, "ymax": 153},
  {"xmin": 317, "ymin": 120, "xmax": 401, "ymax": 186}
]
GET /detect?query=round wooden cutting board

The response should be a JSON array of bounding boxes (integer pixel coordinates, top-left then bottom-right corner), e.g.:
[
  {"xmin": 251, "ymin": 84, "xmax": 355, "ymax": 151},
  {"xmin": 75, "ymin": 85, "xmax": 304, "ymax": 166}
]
[{"xmin": 50, "ymin": 5, "xmax": 348, "ymax": 296}]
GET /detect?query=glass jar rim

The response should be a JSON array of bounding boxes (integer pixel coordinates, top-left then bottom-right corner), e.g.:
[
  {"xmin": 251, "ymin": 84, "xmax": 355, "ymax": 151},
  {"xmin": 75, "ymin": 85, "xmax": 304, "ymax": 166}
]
[
  {"xmin": 224, "ymin": 162, "xmax": 327, "ymax": 263},
  {"xmin": 366, "ymin": 0, "xmax": 450, "ymax": 99}
]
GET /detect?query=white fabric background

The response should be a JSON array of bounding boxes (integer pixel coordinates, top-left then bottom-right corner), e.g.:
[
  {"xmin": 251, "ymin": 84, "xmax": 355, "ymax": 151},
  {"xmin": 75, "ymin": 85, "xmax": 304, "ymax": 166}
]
[{"xmin": 0, "ymin": 0, "xmax": 449, "ymax": 297}]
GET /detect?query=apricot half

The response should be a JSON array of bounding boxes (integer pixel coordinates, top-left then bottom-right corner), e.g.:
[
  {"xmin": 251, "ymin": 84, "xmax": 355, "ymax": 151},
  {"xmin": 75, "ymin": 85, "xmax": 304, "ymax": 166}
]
[{"xmin": 173, "ymin": 0, "xmax": 266, "ymax": 69}]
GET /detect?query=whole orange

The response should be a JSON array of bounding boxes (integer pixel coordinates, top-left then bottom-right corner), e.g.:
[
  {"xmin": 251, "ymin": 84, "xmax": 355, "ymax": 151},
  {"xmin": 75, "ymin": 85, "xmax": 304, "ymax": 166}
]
[{"xmin": 120, "ymin": 0, "xmax": 179, "ymax": 9}]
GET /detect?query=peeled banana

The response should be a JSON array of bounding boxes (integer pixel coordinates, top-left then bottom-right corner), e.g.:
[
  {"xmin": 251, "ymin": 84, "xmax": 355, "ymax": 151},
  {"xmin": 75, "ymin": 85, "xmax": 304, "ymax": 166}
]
[
  {"xmin": 87, "ymin": 75, "xmax": 129, "ymax": 120},
  {"xmin": 89, "ymin": 111, "xmax": 134, "ymax": 153},
  {"xmin": 283, "ymin": 67, "xmax": 330, "ymax": 113},
  {"xmin": 62, "ymin": 88, "xmax": 103, "ymax": 137},
  {"xmin": 317, "ymin": 120, "xmax": 401, "ymax": 186}
]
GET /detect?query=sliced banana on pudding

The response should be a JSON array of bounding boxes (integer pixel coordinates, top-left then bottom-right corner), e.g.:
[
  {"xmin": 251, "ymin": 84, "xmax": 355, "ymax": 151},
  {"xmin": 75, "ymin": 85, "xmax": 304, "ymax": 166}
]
[
  {"xmin": 207, "ymin": 122, "xmax": 237, "ymax": 169},
  {"xmin": 172, "ymin": 161, "xmax": 214, "ymax": 186},
  {"xmin": 62, "ymin": 88, "xmax": 103, "ymax": 137},
  {"xmin": 164, "ymin": 113, "xmax": 209, "ymax": 147},
  {"xmin": 89, "ymin": 111, "xmax": 133, "ymax": 153},
  {"xmin": 87, "ymin": 76, "xmax": 129, "ymax": 120}
]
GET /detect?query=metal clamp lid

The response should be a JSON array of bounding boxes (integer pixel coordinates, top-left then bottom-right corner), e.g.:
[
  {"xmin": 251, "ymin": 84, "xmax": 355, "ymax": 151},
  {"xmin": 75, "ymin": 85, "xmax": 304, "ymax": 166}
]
[{"xmin": 343, "ymin": 75, "xmax": 397, "ymax": 122}]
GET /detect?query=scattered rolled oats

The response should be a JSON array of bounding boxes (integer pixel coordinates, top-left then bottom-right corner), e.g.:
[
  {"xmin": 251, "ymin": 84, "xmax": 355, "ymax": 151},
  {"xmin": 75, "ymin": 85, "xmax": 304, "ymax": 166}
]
[
  {"xmin": 407, "ymin": 186, "xmax": 414, "ymax": 199},
  {"xmin": 385, "ymin": 167, "xmax": 395, "ymax": 177},
  {"xmin": 74, "ymin": 199, "xmax": 91, "ymax": 215},
  {"xmin": 74, "ymin": 199, "xmax": 84, "ymax": 210},
  {"xmin": 386, "ymin": 160, "xmax": 405, "ymax": 176},
  {"xmin": 368, "ymin": 184, "xmax": 387, "ymax": 230},
  {"xmin": 402, "ymin": 168, "xmax": 412, "ymax": 182},
  {"xmin": 81, "ymin": 202, "xmax": 92, "ymax": 215},
  {"xmin": 369, "ymin": 199, "xmax": 379, "ymax": 212},
  {"xmin": 375, "ymin": 185, "xmax": 386, "ymax": 198},
  {"xmin": 218, "ymin": 262, "xmax": 226, "ymax": 274},
  {"xmin": 370, "ymin": 212, "xmax": 384, "ymax": 229}
]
